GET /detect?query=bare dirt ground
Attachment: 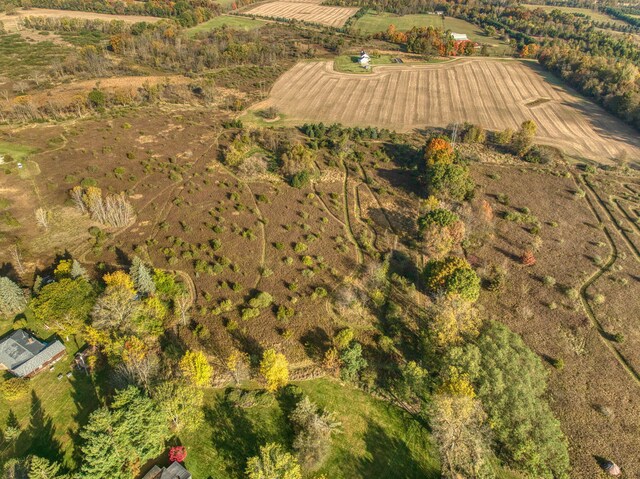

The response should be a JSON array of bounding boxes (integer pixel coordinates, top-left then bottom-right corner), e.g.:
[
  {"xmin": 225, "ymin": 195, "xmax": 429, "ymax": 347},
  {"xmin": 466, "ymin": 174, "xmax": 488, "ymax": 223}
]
[
  {"xmin": 258, "ymin": 58, "xmax": 640, "ymax": 163},
  {"xmin": 0, "ymin": 8, "xmax": 160, "ymax": 32},
  {"xmin": 241, "ymin": 1, "xmax": 359, "ymax": 27}
]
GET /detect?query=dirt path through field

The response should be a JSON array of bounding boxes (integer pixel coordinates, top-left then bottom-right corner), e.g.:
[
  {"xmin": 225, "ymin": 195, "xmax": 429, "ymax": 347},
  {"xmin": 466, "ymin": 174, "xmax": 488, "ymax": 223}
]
[{"xmin": 258, "ymin": 58, "xmax": 640, "ymax": 164}]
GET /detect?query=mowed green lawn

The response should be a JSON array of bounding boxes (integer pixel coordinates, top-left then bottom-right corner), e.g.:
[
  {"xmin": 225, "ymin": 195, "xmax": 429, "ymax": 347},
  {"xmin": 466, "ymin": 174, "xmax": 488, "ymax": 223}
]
[
  {"xmin": 186, "ymin": 15, "xmax": 267, "ymax": 36},
  {"xmin": 0, "ymin": 141, "xmax": 37, "ymax": 163},
  {"xmin": 180, "ymin": 379, "xmax": 440, "ymax": 479},
  {"xmin": 353, "ymin": 12, "xmax": 511, "ymax": 54},
  {"xmin": 522, "ymin": 4, "xmax": 626, "ymax": 25}
]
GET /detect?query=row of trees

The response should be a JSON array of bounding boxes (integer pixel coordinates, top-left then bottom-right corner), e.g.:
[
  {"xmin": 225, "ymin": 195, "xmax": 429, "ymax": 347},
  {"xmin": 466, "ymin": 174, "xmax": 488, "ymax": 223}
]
[
  {"xmin": 538, "ymin": 46, "xmax": 640, "ymax": 130},
  {"xmin": 375, "ymin": 25, "xmax": 475, "ymax": 56}
]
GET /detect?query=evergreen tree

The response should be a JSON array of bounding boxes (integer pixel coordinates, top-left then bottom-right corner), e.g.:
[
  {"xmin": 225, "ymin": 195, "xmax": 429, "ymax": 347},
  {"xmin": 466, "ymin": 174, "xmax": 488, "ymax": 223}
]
[
  {"xmin": 78, "ymin": 387, "xmax": 168, "ymax": 479},
  {"xmin": 0, "ymin": 277, "xmax": 26, "ymax": 318},
  {"xmin": 130, "ymin": 257, "xmax": 155, "ymax": 296},
  {"xmin": 70, "ymin": 260, "xmax": 87, "ymax": 279},
  {"xmin": 28, "ymin": 456, "xmax": 64, "ymax": 479}
]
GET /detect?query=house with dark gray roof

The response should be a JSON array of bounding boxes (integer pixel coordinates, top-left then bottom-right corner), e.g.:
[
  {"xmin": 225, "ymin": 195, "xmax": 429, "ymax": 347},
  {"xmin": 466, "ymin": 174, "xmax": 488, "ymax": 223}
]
[
  {"xmin": 0, "ymin": 330, "xmax": 66, "ymax": 378},
  {"xmin": 142, "ymin": 462, "xmax": 192, "ymax": 479}
]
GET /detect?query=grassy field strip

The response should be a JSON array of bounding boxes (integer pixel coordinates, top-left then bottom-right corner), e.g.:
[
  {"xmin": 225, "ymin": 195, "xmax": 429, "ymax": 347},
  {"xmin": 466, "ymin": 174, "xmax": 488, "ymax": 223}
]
[
  {"xmin": 186, "ymin": 15, "xmax": 268, "ymax": 35},
  {"xmin": 340, "ymin": 160, "xmax": 364, "ymax": 265}
]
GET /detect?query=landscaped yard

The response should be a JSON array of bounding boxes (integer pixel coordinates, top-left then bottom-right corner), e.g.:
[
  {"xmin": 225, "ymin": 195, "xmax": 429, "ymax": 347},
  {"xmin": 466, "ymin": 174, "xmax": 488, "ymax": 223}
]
[
  {"xmin": 352, "ymin": 12, "xmax": 511, "ymax": 54},
  {"xmin": 179, "ymin": 379, "xmax": 440, "ymax": 479},
  {"xmin": 186, "ymin": 15, "xmax": 268, "ymax": 36}
]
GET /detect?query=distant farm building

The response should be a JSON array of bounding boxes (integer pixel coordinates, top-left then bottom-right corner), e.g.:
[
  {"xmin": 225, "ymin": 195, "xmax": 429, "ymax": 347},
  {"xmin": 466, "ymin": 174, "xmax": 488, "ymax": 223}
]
[
  {"xmin": 142, "ymin": 462, "xmax": 192, "ymax": 479},
  {"xmin": 0, "ymin": 330, "xmax": 66, "ymax": 378},
  {"xmin": 451, "ymin": 32, "xmax": 468, "ymax": 41}
]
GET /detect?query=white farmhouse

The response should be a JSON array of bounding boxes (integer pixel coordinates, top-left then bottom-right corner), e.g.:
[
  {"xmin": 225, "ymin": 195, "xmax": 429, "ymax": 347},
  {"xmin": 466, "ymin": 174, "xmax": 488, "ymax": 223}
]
[{"xmin": 359, "ymin": 51, "xmax": 370, "ymax": 66}]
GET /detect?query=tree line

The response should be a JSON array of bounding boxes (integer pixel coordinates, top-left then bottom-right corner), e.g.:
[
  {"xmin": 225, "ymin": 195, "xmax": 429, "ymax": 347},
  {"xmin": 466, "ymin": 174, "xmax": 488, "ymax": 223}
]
[{"xmin": 20, "ymin": 0, "xmax": 220, "ymax": 27}]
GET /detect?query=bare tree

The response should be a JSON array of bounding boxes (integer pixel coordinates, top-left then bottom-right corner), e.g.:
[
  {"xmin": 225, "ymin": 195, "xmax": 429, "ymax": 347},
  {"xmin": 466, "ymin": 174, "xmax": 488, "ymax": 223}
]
[
  {"xmin": 10, "ymin": 245, "xmax": 26, "ymax": 277},
  {"xmin": 35, "ymin": 208, "xmax": 50, "ymax": 229},
  {"xmin": 174, "ymin": 293, "xmax": 191, "ymax": 327}
]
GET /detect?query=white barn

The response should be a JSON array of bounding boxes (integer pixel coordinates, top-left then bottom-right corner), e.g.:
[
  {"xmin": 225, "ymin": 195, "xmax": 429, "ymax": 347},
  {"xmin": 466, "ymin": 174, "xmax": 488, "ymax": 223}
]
[
  {"xmin": 451, "ymin": 32, "xmax": 469, "ymax": 41},
  {"xmin": 359, "ymin": 51, "xmax": 370, "ymax": 66}
]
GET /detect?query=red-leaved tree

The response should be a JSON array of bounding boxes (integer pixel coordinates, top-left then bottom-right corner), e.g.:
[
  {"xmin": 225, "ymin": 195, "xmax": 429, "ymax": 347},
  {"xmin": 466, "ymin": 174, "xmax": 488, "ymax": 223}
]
[{"xmin": 169, "ymin": 446, "xmax": 187, "ymax": 463}]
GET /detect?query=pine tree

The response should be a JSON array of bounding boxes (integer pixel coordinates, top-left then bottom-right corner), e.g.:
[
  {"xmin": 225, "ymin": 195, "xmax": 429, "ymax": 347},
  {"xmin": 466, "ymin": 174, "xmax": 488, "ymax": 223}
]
[
  {"xmin": 28, "ymin": 456, "xmax": 63, "ymax": 479},
  {"xmin": 78, "ymin": 387, "xmax": 169, "ymax": 479},
  {"xmin": 70, "ymin": 259, "xmax": 87, "ymax": 279},
  {"xmin": 130, "ymin": 256, "xmax": 156, "ymax": 296},
  {"xmin": 0, "ymin": 277, "xmax": 26, "ymax": 318}
]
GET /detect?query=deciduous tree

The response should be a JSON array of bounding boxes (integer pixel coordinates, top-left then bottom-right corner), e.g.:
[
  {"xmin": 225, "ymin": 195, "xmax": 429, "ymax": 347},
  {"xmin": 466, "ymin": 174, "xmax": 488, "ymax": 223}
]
[
  {"xmin": 260, "ymin": 349, "xmax": 289, "ymax": 392},
  {"xmin": 245, "ymin": 443, "xmax": 302, "ymax": 479},
  {"xmin": 179, "ymin": 350, "xmax": 212, "ymax": 387}
]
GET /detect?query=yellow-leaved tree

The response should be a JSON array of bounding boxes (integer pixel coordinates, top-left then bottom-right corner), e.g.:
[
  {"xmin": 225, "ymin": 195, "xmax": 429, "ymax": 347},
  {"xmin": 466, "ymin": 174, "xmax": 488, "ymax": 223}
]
[
  {"xmin": 260, "ymin": 349, "xmax": 289, "ymax": 392},
  {"xmin": 179, "ymin": 350, "xmax": 213, "ymax": 388}
]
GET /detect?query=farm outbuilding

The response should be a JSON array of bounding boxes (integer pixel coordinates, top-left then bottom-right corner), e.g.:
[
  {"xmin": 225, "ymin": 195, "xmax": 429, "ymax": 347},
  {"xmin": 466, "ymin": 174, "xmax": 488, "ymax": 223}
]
[
  {"xmin": 451, "ymin": 32, "xmax": 468, "ymax": 41},
  {"xmin": 0, "ymin": 330, "xmax": 66, "ymax": 378},
  {"xmin": 359, "ymin": 51, "xmax": 370, "ymax": 66}
]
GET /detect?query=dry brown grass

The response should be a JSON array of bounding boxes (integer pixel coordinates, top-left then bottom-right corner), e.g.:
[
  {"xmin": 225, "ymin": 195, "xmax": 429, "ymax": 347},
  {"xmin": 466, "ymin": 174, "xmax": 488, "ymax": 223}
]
[
  {"xmin": 259, "ymin": 58, "xmax": 640, "ymax": 163},
  {"xmin": 241, "ymin": 1, "xmax": 359, "ymax": 27}
]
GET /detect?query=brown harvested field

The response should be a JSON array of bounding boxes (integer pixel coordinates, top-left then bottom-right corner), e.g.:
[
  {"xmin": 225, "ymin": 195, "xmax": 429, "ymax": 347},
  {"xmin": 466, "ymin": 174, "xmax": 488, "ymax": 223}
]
[
  {"xmin": 260, "ymin": 58, "xmax": 640, "ymax": 163},
  {"xmin": 241, "ymin": 2, "xmax": 359, "ymax": 27},
  {"xmin": 0, "ymin": 8, "xmax": 160, "ymax": 32}
]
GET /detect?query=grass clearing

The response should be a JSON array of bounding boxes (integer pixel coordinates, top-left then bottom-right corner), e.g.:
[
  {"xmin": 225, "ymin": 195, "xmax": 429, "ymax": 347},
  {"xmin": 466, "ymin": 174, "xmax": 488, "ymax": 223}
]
[
  {"xmin": 186, "ymin": 15, "xmax": 268, "ymax": 36},
  {"xmin": 0, "ymin": 141, "xmax": 38, "ymax": 163},
  {"xmin": 522, "ymin": 4, "xmax": 626, "ymax": 25},
  {"xmin": 353, "ymin": 12, "xmax": 511, "ymax": 54},
  {"xmin": 179, "ymin": 379, "xmax": 440, "ymax": 479}
]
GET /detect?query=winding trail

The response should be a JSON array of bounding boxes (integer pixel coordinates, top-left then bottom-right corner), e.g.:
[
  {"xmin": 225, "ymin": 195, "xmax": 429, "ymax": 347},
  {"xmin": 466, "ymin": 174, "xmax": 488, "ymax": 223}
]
[
  {"xmin": 340, "ymin": 160, "xmax": 364, "ymax": 265},
  {"xmin": 571, "ymin": 173, "xmax": 640, "ymax": 385}
]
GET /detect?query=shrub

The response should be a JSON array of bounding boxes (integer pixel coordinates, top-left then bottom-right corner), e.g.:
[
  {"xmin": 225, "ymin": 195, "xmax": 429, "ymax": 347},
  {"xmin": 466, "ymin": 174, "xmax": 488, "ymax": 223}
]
[
  {"xmin": 277, "ymin": 305, "xmax": 294, "ymax": 321},
  {"xmin": 249, "ymin": 292, "xmax": 273, "ymax": 309},
  {"xmin": 334, "ymin": 328, "xmax": 354, "ymax": 350},
  {"xmin": 542, "ymin": 276, "xmax": 556, "ymax": 287},
  {"xmin": 0, "ymin": 378, "xmax": 30, "ymax": 400},
  {"xmin": 521, "ymin": 250, "xmax": 536, "ymax": 266},
  {"xmin": 242, "ymin": 308, "xmax": 260, "ymax": 320},
  {"xmin": 340, "ymin": 343, "xmax": 367, "ymax": 382}
]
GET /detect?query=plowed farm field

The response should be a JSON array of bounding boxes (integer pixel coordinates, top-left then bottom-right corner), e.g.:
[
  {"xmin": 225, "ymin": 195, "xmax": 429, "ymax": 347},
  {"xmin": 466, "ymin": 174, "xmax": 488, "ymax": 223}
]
[
  {"xmin": 260, "ymin": 59, "xmax": 640, "ymax": 162},
  {"xmin": 241, "ymin": 1, "xmax": 359, "ymax": 27}
]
